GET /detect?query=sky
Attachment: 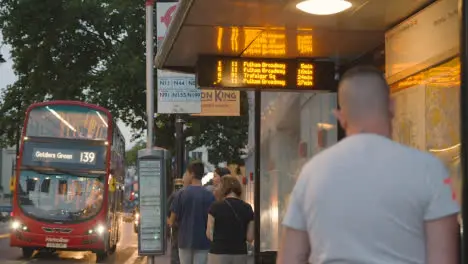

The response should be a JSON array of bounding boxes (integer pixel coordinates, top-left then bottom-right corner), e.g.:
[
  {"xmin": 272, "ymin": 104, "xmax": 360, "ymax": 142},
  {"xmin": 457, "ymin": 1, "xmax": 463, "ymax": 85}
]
[{"xmin": 0, "ymin": 40, "xmax": 136, "ymax": 150}]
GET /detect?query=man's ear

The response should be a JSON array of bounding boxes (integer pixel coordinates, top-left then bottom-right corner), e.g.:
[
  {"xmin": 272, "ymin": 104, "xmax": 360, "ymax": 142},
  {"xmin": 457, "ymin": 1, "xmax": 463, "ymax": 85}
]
[{"xmin": 333, "ymin": 109, "xmax": 347, "ymax": 130}]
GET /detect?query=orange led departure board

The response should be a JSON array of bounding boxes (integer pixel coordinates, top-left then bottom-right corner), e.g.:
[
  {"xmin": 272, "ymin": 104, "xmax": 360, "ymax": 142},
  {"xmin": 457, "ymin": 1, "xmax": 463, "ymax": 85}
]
[{"xmin": 196, "ymin": 56, "xmax": 336, "ymax": 91}]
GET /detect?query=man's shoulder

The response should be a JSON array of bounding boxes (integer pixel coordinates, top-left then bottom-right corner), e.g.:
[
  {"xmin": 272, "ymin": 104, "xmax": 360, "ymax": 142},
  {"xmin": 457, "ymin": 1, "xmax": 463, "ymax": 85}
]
[
  {"xmin": 363, "ymin": 136, "xmax": 445, "ymax": 168},
  {"xmin": 184, "ymin": 186, "xmax": 214, "ymax": 198},
  {"xmin": 202, "ymin": 187, "xmax": 215, "ymax": 201},
  {"xmin": 198, "ymin": 185, "xmax": 215, "ymax": 194},
  {"xmin": 302, "ymin": 134, "xmax": 444, "ymax": 175},
  {"xmin": 172, "ymin": 187, "xmax": 185, "ymax": 197},
  {"xmin": 316, "ymin": 134, "xmax": 435, "ymax": 159}
]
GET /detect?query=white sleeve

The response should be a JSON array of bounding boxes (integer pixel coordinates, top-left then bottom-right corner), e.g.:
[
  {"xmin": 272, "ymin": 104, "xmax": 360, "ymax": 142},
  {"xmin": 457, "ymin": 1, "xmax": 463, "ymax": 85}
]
[
  {"xmin": 424, "ymin": 160, "xmax": 460, "ymax": 221},
  {"xmin": 282, "ymin": 171, "xmax": 308, "ymax": 231}
]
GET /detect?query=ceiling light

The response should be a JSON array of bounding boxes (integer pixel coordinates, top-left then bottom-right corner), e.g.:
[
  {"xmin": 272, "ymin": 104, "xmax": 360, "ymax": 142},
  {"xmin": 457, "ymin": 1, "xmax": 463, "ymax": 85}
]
[{"xmin": 296, "ymin": 0, "xmax": 352, "ymax": 15}]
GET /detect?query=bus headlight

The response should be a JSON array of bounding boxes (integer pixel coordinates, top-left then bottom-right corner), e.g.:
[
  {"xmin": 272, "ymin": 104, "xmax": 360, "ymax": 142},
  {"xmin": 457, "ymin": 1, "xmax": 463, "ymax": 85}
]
[
  {"xmin": 11, "ymin": 220, "xmax": 21, "ymax": 229},
  {"xmin": 96, "ymin": 225, "xmax": 105, "ymax": 235},
  {"xmin": 11, "ymin": 220, "xmax": 28, "ymax": 231},
  {"xmin": 87, "ymin": 224, "xmax": 106, "ymax": 236}
]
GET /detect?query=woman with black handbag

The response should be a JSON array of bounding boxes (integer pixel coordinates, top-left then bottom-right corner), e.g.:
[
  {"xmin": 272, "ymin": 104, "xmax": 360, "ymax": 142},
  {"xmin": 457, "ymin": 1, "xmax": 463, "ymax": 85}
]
[{"xmin": 206, "ymin": 176, "xmax": 254, "ymax": 264}]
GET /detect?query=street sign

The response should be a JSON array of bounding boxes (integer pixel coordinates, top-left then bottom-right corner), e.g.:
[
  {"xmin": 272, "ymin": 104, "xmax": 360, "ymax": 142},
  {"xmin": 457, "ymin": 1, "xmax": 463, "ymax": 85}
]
[{"xmin": 137, "ymin": 148, "xmax": 170, "ymax": 256}]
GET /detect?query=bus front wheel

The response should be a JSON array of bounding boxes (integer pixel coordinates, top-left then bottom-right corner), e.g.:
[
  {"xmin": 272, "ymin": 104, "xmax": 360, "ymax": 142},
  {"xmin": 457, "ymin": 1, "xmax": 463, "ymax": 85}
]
[
  {"xmin": 96, "ymin": 250, "xmax": 108, "ymax": 262},
  {"xmin": 109, "ymin": 243, "xmax": 117, "ymax": 253},
  {"xmin": 22, "ymin": 247, "xmax": 34, "ymax": 258}
]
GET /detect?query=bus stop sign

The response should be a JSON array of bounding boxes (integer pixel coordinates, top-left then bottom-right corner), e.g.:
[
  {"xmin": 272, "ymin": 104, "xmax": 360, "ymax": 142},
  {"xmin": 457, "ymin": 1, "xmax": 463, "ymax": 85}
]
[{"xmin": 137, "ymin": 148, "xmax": 169, "ymax": 256}]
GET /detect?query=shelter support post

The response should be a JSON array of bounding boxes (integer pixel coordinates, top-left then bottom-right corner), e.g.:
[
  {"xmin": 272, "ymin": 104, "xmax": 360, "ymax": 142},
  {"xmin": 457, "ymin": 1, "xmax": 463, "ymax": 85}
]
[
  {"xmin": 461, "ymin": 0, "xmax": 468, "ymax": 262},
  {"xmin": 254, "ymin": 90, "xmax": 261, "ymax": 263}
]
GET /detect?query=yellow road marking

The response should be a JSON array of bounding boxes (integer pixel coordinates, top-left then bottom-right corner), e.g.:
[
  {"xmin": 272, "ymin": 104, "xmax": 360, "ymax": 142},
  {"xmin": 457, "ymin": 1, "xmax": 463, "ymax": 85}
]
[{"xmin": 0, "ymin": 233, "xmax": 9, "ymax": 239}]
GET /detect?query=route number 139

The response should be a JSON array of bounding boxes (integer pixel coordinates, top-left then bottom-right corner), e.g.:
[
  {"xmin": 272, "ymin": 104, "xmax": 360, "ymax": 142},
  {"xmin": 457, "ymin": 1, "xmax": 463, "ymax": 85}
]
[{"xmin": 80, "ymin": 152, "xmax": 96, "ymax": 164}]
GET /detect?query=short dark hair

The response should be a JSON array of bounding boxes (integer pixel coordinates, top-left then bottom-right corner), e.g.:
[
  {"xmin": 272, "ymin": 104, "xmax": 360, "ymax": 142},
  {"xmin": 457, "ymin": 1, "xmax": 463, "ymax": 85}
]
[
  {"xmin": 340, "ymin": 65, "xmax": 389, "ymax": 91},
  {"xmin": 338, "ymin": 65, "xmax": 390, "ymax": 117},
  {"xmin": 187, "ymin": 160, "xmax": 204, "ymax": 180},
  {"xmin": 215, "ymin": 167, "xmax": 231, "ymax": 177},
  {"xmin": 220, "ymin": 175, "xmax": 243, "ymax": 197}
]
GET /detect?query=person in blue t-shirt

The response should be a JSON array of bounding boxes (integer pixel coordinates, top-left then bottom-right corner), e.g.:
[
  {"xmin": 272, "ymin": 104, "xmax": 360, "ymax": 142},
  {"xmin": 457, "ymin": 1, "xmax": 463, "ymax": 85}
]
[
  {"xmin": 167, "ymin": 174, "xmax": 190, "ymax": 264},
  {"xmin": 169, "ymin": 160, "xmax": 215, "ymax": 264}
]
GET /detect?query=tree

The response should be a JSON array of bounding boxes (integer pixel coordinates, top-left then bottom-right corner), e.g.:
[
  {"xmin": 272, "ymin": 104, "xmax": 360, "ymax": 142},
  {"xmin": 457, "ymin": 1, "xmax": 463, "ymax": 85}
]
[
  {"xmin": 184, "ymin": 91, "xmax": 249, "ymax": 165},
  {"xmin": 0, "ymin": 53, "xmax": 5, "ymax": 63},
  {"xmin": 0, "ymin": 0, "xmax": 248, "ymax": 164},
  {"xmin": 125, "ymin": 140, "xmax": 146, "ymax": 166}
]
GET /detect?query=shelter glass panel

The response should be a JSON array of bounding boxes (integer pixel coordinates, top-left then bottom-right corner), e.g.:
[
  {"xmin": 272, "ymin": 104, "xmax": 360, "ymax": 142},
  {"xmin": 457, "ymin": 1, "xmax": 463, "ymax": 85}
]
[
  {"xmin": 391, "ymin": 57, "xmax": 461, "ymax": 218},
  {"xmin": 259, "ymin": 91, "xmax": 337, "ymax": 251}
]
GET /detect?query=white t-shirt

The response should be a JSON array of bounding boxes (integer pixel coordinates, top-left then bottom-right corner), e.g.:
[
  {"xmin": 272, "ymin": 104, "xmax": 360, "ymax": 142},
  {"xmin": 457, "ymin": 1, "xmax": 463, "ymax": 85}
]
[{"xmin": 283, "ymin": 133, "xmax": 460, "ymax": 264}]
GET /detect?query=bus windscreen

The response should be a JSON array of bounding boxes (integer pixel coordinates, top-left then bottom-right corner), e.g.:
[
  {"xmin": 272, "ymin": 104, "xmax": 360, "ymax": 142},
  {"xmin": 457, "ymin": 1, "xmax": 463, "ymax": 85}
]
[
  {"xmin": 26, "ymin": 105, "xmax": 109, "ymax": 140},
  {"xmin": 18, "ymin": 172, "xmax": 104, "ymax": 222}
]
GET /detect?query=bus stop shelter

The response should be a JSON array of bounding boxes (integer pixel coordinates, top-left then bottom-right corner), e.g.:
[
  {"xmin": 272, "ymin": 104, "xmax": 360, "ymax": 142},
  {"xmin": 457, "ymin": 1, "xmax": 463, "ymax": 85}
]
[{"xmin": 155, "ymin": 0, "xmax": 468, "ymax": 262}]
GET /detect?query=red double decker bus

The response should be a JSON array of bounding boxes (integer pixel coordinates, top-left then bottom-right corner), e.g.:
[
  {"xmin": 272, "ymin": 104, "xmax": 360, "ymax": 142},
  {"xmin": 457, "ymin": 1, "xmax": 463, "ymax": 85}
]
[{"xmin": 10, "ymin": 101, "xmax": 125, "ymax": 261}]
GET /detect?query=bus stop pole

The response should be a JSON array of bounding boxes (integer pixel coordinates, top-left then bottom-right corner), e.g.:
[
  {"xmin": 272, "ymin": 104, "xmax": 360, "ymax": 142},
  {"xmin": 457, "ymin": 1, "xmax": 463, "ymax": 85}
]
[
  {"xmin": 460, "ymin": 0, "xmax": 468, "ymax": 262},
  {"xmin": 146, "ymin": 0, "xmax": 155, "ymax": 151},
  {"xmin": 175, "ymin": 116, "xmax": 185, "ymax": 178},
  {"xmin": 145, "ymin": 0, "xmax": 155, "ymax": 263}
]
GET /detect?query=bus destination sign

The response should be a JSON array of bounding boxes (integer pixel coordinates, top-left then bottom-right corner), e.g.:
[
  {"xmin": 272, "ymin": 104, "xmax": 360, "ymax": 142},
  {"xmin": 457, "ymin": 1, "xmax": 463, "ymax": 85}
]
[
  {"xmin": 196, "ymin": 56, "xmax": 336, "ymax": 91},
  {"xmin": 32, "ymin": 148, "xmax": 97, "ymax": 165}
]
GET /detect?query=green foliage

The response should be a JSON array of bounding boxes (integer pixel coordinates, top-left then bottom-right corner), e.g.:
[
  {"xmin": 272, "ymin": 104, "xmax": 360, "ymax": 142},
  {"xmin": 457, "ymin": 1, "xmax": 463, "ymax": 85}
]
[
  {"xmin": 125, "ymin": 140, "xmax": 146, "ymax": 166},
  {"xmin": 0, "ymin": 0, "xmax": 248, "ymax": 164},
  {"xmin": 184, "ymin": 91, "xmax": 249, "ymax": 165}
]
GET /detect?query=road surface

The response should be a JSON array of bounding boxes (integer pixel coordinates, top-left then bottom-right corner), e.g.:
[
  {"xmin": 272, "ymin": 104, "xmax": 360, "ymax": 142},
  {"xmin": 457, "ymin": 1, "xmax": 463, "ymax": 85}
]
[{"xmin": 0, "ymin": 221, "xmax": 162, "ymax": 264}]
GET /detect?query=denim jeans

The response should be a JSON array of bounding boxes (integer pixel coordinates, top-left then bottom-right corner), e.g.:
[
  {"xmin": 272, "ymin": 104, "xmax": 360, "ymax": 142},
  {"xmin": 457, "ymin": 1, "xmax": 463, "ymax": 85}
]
[
  {"xmin": 207, "ymin": 254, "xmax": 248, "ymax": 264},
  {"xmin": 171, "ymin": 241, "xmax": 180, "ymax": 264},
  {"xmin": 178, "ymin": 249, "xmax": 209, "ymax": 264}
]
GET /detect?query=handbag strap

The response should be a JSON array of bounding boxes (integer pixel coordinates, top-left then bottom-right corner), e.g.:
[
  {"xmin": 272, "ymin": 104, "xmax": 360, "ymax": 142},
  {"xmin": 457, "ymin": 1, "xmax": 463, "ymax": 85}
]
[{"xmin": 224, "ymin": 199, "xmax": 243, "ymax": 229}]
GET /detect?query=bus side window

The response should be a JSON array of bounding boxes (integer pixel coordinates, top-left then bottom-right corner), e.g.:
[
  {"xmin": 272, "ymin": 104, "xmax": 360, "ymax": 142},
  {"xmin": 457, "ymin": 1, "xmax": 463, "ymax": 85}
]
[
  {"xmin": 58, "ymin": 180, "xmax": 68, "ymax": 195},
  {"xmin": 41, "ymin": 179, "xmax": 50, "ymax": 193},
  {"xmin": 26, "ymin": 179, "xmax": 36, "ymax": 193}
]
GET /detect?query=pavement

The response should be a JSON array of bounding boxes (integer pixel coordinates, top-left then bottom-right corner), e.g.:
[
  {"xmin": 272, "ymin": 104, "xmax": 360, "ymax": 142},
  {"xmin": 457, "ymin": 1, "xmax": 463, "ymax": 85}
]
[{"xmin": 0, "ymin": 221, "xmax": 170, "ymax": 264}]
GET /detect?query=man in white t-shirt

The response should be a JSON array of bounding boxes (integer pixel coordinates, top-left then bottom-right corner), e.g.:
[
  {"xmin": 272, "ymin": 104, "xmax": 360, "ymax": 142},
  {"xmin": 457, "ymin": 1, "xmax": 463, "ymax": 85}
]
[{"xmin": 277, "ymin": 66, "xmax": 460, "ymax": 264}]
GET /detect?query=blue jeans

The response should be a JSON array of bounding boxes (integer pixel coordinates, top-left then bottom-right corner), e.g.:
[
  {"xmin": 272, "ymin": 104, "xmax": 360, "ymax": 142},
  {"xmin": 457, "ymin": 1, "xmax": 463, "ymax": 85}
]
[
  {"xmin": 171, "ymin": 240, "xmax": 180, "ymax": 264},
  {"xmin": 178, "ymin": 249, "xmax": 209, "ymax": 264}
]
